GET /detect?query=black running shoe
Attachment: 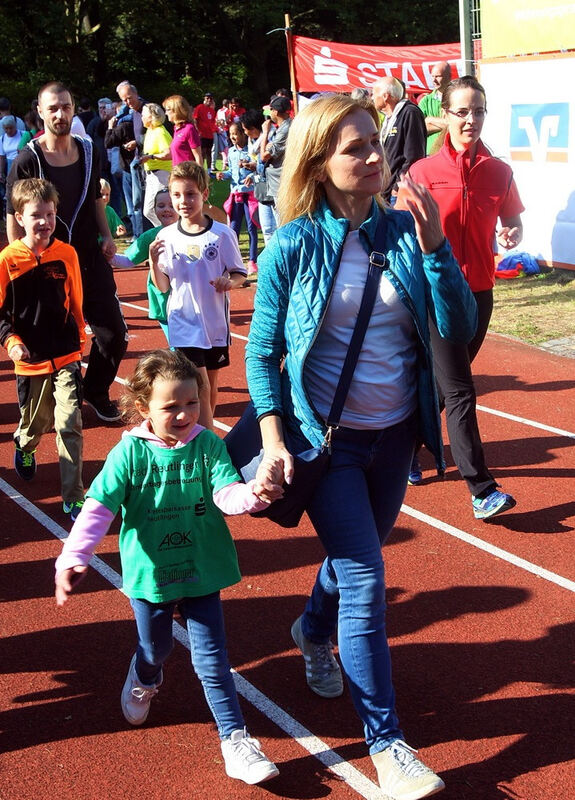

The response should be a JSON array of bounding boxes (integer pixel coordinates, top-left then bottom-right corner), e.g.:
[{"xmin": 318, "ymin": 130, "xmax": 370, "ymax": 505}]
[
  {"xmin": 14, "ymin": 442, "xmax": 37, "ymax": 480},
  {"xmin": 84, "ymin": 395, "xmax": 122, "ymax": 422}
]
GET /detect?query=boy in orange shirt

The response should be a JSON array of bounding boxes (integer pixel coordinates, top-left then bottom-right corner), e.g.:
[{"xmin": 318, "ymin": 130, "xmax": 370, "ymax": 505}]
[{"xmin": 0, "ymin": 178, "xmax": 86, "ymax": 521}]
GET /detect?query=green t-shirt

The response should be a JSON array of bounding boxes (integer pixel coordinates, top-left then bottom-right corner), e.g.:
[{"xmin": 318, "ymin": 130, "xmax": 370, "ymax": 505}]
[
  {"xmin": 125, "ymin": 226, "xmax": 162, "ymax": 265},
  {"xmin": 105, "ymin": 204, "xmax": 124, "ymax": 236},
  {"xmin": 124, "ymin": 227, "xmax": 170, "ymax": 322},
  {"xmin": 87, "ymin": 430, "xmax": 242, "ymax": 603},
  {"xmin": 419, "ymin": 91, "xmax": 442, "ymax": 155}
]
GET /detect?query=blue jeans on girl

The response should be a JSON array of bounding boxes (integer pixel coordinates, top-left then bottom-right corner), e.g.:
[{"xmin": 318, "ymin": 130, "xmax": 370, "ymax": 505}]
[
  {"xmin": 229, "ymin": 194, "xmax": 258, "ymax": 263},
  {"xmin": 129, "ymin": 591, "xmax": 244, "ymax": 738}
]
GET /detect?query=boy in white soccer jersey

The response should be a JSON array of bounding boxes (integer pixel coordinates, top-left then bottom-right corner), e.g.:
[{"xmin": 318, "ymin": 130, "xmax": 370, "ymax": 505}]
[{"xmin": 149, "ymin": 161, "xmax": 247, "ymax": 430}]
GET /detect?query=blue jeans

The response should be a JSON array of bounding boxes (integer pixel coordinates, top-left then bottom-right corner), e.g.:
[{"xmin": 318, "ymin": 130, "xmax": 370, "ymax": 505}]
[
  {"xmin": 130, "ymin": 592, "xmax": 244, "ymax": 739},
  {"xmin": 121, "ymin": 170, "xmax": 135, "ymax": 234},
  {"xmin": 129, "ymin": 161, "xmax": 146, "ymax": 238},
  {"xmin": 257, "ymin": 201, "xmax": 278, "ymax": 245},
  {"xmin": 229, "ymin": 194, "xmax": 258, "ymax": 262},
  {"xmin": 302, "ymin": 414, "xmax": 417, "ymax": 754},
  {"xmin": 109, "ymin": 171, "xmax": 124, "ymax": 216}
]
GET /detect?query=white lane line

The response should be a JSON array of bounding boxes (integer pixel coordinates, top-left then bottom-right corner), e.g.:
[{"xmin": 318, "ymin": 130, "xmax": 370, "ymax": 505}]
[
  {"xmin": 0, "ymin": 479, "xmax": 122, "ymax": 588},
  {"xmin": 477, "ymin": 404, "xmax": 575, "ymax": 439},
  {"xmin": 401, "ymin": 503, "xmax": 575, "ymax": 593},
  {"xmin": 1, "ymin": 475, "xmax": 378, "ymax": 799}
]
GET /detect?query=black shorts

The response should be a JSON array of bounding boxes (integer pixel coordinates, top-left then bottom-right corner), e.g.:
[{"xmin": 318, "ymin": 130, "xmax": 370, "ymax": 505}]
[{"xmin": 177, "ymin": 346, "xmax": 230, "ymax": 370}]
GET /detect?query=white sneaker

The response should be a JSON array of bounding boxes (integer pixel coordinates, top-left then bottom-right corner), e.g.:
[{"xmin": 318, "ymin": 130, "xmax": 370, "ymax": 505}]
[
  {"xmin": 121, "ymin": 653, "xmax": 162, "ymax": 725},
  {"xmin": 221, "ymin": 728, "xmax": 279, "ymax": 784},
  {"xmin": 372, "ymin": 740, "xmax": 445, "ymax": 800},
  {"xmin": 291, "ymin": 615, "xmax": 344, "ymax": 698}
]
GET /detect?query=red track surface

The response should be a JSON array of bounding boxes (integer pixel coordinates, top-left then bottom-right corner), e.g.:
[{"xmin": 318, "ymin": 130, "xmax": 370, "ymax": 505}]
[{"xmin": 1, "ymin": 265, "xmax": 574, "ymax": 800}]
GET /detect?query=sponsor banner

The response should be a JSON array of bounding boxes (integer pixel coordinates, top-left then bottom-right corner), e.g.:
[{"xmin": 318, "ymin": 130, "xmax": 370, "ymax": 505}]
[
  {"xmin": 480, "ymin": 56, "xmax": 575, "ymax": 267},
  {"xmin": 292, "ymin": 35, "xmax": 462, "ymax": 94},
  {"xmin": 481, "ymin": 0, "xmax": 575, "ymax": 59}
]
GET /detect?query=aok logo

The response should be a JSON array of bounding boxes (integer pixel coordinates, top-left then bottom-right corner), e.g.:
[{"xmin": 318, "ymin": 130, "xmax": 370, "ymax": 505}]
[
  {"xmin": 510, "ymin": 103, "xmax": 569, "ymax": 163},
  {"xmin": 158, "ymin": 530, "xmax": 193, "ymax": 550}
]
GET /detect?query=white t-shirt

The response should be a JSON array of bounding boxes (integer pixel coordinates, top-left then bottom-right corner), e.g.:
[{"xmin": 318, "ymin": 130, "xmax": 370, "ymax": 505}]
[
  {"xmin": 305, "ymin": 230, "xmax": 418, "ymax": 429},
  {"xmin": 158, "ymin": 218, "xmax": 246, "ymax": 349},
  {"xmin": 0, "ymin": 131, "xmax": 22, "ymax": 169}
]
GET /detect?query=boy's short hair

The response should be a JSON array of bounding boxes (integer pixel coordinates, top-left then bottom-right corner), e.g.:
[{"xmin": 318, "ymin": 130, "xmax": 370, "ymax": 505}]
[
  {"xmin": 99, "ymin": 178, "xmax": 111, "ymax": 192},
  {"xmin": 168, "ymin": 161, "xmax": 209, "ymax": 193},
  {"xmin": 11, "ymin": 178, "xmax": 59, "ymax": 215}
]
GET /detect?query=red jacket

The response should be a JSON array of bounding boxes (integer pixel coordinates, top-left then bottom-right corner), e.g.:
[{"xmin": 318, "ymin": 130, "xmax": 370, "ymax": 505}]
[{"xmin": 407, "ymin": 134, "xmax": 524, "ymax": 292}]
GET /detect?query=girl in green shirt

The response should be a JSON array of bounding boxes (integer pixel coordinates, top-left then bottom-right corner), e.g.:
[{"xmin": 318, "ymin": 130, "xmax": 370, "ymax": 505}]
[{"xmin": 55, "ymin": 349, "xmax": 282, "ymax": 785}]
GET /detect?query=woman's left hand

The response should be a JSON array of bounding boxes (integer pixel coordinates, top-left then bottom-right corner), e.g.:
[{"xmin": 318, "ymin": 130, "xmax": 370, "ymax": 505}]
[{"xmin": 397, "ymin": 174, "xmax": 445, "ymax": 254}]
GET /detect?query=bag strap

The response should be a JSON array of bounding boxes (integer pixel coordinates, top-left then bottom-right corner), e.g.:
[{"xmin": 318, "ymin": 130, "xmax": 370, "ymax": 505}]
[{"xmin": 325, "ymin": 211, "xmax": 388, "ymax": 432}]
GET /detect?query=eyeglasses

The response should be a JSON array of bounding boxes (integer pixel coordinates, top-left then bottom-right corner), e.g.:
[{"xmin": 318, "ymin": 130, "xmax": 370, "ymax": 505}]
[{"xmin": 447, "ymin": 108, "xmax": 487, "ymax": 120}]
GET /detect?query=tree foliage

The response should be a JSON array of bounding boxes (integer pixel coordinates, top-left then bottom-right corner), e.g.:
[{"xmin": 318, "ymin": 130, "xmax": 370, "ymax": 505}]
[{"xmin": 0, "ymin": 0, "xmax": 458, "ymax": 112}]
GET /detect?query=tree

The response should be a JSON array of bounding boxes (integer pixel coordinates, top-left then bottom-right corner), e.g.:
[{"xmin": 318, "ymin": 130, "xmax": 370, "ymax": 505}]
[{"xmin": 0, "ymin": 0, "xmax": 459, "ymax": 112}]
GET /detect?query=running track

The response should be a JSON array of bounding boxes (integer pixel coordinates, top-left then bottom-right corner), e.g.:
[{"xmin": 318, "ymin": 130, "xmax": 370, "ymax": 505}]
[{"xmin": 1, "ymin": 264, "xmax": 574, "ymax": 800}]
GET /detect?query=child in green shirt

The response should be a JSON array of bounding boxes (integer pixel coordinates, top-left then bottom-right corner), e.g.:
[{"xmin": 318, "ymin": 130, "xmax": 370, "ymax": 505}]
[
  {"xmin": 100, "ymin": 178, "xmax": 126, "ymax": 237},
  {"xmin": 55, "ymin": 349, "xmax": 283, "ymax": 785}
]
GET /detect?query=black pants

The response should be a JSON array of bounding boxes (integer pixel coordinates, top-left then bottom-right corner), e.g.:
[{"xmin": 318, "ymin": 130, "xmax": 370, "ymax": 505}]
[
  {"xmin": 79, "ymin": 248, "xmax": 128, "ymax": 403},
  {"xmin": 429, "ymin": 289, "xmax": 496, "ymax": 498}
]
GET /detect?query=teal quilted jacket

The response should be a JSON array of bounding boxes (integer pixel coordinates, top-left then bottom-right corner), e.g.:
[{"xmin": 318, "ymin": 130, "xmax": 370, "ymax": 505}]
[{"xmin": 245, "ymin": 199, "xmax": 477, "ymax": 470}]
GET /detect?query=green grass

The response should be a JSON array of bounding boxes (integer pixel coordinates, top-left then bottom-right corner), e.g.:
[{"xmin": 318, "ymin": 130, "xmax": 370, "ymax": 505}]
[
  {"xmin": 491, "ymin": 269, "xmax": 575, "ymax": 344},
  {"xmin": 208, "ymin": 166, "xmax": 265, "ymax": 261}
]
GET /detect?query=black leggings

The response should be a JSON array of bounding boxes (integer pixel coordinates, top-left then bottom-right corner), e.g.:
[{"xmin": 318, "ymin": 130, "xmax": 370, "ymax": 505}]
[{"xmin": 429, "ymin": 289, "xmax": 496, "ymax": 498}]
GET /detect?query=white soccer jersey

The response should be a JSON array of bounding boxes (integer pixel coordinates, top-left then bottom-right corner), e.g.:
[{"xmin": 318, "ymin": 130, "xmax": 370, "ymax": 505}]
[{"xmin": 158, "ymin": 219, "xmax": 246, "ymax": 348}]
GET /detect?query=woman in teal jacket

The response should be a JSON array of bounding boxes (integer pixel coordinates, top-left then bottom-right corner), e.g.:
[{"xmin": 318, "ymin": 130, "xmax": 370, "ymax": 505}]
[{"xmin": 245, "ymin": 94, "xmax": 476, "ymax": 800}]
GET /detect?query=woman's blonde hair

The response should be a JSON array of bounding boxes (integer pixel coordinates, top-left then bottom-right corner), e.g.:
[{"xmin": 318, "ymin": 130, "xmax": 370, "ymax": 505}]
[
  {"xmin": 276, "ymin": 93, "xmax": 389, "ymax": 224},
  {"xmin": 163, "ymin": 94, "xmax": 193, "ymax": 124}
]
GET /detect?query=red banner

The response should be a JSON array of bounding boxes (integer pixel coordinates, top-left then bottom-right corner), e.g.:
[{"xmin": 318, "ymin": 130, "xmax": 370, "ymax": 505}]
[{"xmin": 292, "ymin": 35, "xmax": 463, "ymax": 94}]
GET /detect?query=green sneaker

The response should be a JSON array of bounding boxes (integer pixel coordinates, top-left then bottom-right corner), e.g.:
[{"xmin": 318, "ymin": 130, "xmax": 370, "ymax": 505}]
[
  {"xmin": 63, "ymin": 500, "xmax": 85, "ymax": 522},
  {"xmin": 14, "ymin": 442, "xmax": 36, "ymax": 481}
]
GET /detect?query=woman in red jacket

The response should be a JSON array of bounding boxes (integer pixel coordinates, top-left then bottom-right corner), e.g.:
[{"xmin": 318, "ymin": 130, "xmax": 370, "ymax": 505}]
[{"xmin": 398, "ymin": 75, "xmax": 524, "ymax": 519}]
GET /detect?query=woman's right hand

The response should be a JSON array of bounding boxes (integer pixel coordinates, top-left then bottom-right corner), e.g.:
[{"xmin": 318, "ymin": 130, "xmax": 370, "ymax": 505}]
[
  {"xmin": 255, "ymin": 442, "xmax": 294, "ymax": 503},
  {"xmin": 253, "ymin": 451, "xmax": 288, "ymax": 503},
  {"xmin": 257, "ymin": 416, "xmax": 294, "ymax": 499}
]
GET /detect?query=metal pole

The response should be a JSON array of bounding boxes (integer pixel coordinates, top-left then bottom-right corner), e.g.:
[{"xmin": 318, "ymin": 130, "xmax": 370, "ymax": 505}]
[
  {"xmin": 459, "ymin": 0, "xmax": 474, "ymax": 75},
  {"xmin": 285, "ymin": 13, "xmax": 299, "ymax": 114}
]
